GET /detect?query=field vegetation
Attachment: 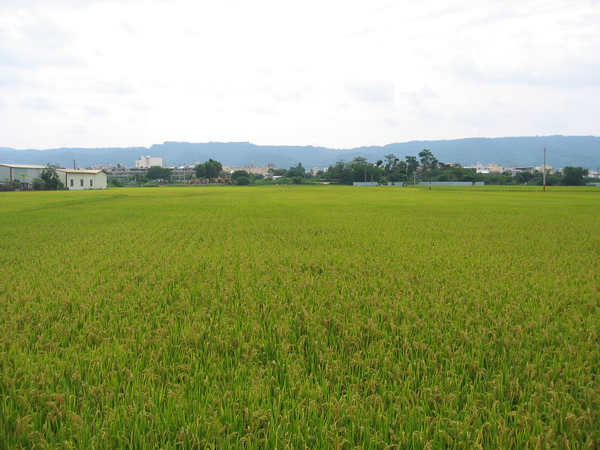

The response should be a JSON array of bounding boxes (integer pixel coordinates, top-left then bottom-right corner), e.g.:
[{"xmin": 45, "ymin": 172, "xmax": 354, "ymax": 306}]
[{"xmin": 0, "ymin": 185, "xmax": 598, "ymax": 448}]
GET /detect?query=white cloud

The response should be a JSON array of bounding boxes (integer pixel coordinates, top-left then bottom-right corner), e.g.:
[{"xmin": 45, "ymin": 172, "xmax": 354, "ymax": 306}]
[
  {"xmin": 19, "ymin": 95, "xmax": 56, "ymax": 111},
  {"xmin": 0, "ymin": 0, "xmax": 598, "ymax": 149},
  {"xmin": 346, "ymin": 80, "xmax": 395, "ymax": 103}
]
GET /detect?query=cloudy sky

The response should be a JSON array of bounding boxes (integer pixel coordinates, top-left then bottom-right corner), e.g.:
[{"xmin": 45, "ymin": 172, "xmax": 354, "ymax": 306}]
[{"xmin": 1, "ymin": 0, "xmax": 598, "ymax": 150}]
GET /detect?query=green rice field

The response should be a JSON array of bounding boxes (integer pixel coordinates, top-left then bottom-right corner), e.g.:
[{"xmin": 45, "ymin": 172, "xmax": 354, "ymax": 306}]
[{"xmin": 1, "ymin": 185, "xmax": 598, "ymax": 448}]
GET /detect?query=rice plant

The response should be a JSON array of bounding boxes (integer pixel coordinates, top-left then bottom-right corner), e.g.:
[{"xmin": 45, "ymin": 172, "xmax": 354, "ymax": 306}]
[{"xmin": 0, "ymin": 185, "xmax": 598, "ymax": 448}]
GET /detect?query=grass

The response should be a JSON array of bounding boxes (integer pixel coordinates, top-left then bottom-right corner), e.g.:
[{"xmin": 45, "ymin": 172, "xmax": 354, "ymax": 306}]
[{"xmin": 0, "ymin": 185, "xmax": 598, "ymax": 448}]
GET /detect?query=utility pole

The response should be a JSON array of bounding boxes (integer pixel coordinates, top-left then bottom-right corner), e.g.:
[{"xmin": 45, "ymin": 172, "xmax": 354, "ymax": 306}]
[{"xmin": 542, "ymin": 148, "xmax": 547, "ymax": 191}]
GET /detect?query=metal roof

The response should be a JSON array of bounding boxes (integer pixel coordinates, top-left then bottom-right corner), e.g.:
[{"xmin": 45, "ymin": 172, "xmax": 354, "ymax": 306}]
[
  {"xmin": 0, "ymin": 164, "xmax": 46, "ymax": 169},
  {"xmin": 56, "ymin": 169, "xmax": 106, "ymax": 174}
]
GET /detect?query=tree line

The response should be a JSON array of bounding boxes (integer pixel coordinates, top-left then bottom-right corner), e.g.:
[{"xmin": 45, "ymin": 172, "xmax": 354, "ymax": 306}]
[
  {"xmin": 109, "ymin": 152, "xmax": 593, "ymax": 187},
  {"xmin": 266, "ymin": 151, "xmax": 592, "ymax": 186}
]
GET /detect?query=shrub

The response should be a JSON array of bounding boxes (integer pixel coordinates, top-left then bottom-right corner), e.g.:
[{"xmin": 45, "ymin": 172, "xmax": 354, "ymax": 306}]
[
  {"xmin": 235, "ymin": 176, "xmax": 251, "ymax": 186},
  {"xmin": 32, "ymin": 178, "xmax": 46, "ymax": 190}
]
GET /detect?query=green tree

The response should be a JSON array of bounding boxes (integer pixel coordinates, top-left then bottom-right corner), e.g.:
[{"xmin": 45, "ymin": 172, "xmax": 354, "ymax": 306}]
[
  {"xmin": 231, "ymin": 170, "xmax": 250, "ymax": 181},
  {"xmin": 146, "ymin": 166, "xmax": 172, "ymax": 182},
  {"xmin": 32, "ymin": 178, "xmax": 46, "ymax": 190},
  {"xmin": 235, "ymin": 176, "xmax": 251, "ymax": 186},
  {"xmin": 290, "ymin": 162, "xmax": 305, "ymax": 173},
  {"xmin": 350, "ymin": 157, "xmax": 368, "ymax": 183},
  {"xmin": 40, "ymin": 166, "xmax": 64, "ymax": 190},
  {"xmin": 349, "ymin": 157, "xmax": 384, "ymax": 183},
  {"xmin": 482, "ymin": 172, "xmax": 512, "ymax": 185},
  {"xmin": 287, "ymin": 162, "xmax": 306, "ymax": 178},
  {"xmin": 434, "ymin": 172, "xmax": 450, "ymax": 182},
  {"xmin": 515, "ymin": 171, "xmax": 534, "ymax": 185},
  {"xmin": 385, "ymin": 158, "xmax": 408, "ymax": 183},
  {"xmin": 405, "ymin": 156, "xmax": 419, "ymax": 183},
  {"xmin": 205, "ymin": 159, "xmax": 223, "ymax": 179},
  {"xmin": 268, "ymin": 168, "xmax": 287, "ymax": 177},
  {"xmin": 195, "ymin": 159, "xmax": 224, "ymax": 179},
  {"xmin": 326, "ymin": 160, "xmax": 352, "ymax": 184},
  {"xmin": 419, "ymin": 149, "xmax": 438, "ymax": 170},
  {"xmin": 194, "ymin": 163, "xmax": 206, "ymax": 179},
  {"xmin": 287, "ymin": 168, "xmax": 305, "ymax": 178},
  {"xmin": 529, "ymin": 174, "xmax": 560, "ymax": 186},
  {"xmin": 383, "ymin": 154, "xmax": 399, "ymax": 174},
  {"xmin": 419, "ymin": 149, "xmax": 438, "ymax": 181},
  {"xmin": 108, "ymin": 177, "xmax": 124, "ymax": 187},
  {"xmin": 561, "ymin": 166, "xmax": 588, "ymax": 186},
  {"xmin": 130, "ymin": 172, "xmax": 148, "ymax": 184}
]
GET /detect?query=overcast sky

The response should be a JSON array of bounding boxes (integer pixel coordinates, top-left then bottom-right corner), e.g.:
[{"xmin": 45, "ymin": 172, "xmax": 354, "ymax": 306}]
[{"xmin": 1, "ymin": 0, "xmax": 598, "ymax": 150}]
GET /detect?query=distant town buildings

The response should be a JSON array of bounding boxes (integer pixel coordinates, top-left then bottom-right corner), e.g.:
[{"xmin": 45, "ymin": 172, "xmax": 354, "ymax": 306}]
[
  {"xmin": 464, "ymin": 162, "xmax": 554, "ymax": 175},
  {"xmin": 223, "ymin": 165, "xmax": 271, "ymax": 176},
  {"xmin": 135, "ymin": 156, "xmax": 164, "ymax": 169}
]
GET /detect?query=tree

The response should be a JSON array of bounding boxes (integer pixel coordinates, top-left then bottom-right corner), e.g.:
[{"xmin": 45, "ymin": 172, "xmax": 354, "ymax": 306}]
[
  {"xmin": 195, "ymin": 159, "xmax": 223, "ymax": 179},
  {"xmin": 405, "ymin": 156, "xmax": 419, "ymax": 183},
  {"xmin": 562, "ymin": 166, "xmax": 588, "ymax": 186},
  {"xmin": 287, "ymin": 162, "xmax": 306, "ymax": 178},
  {"xmin": 529, "ymin": 174, "xmax": 560, "ymax": 186},
  {"xmin": 515, "ymin": 171, "xmax": 534, "ymax": 185},
  {"xmin": 326, "ymin": 160, "xmax": 352, "ymax": 184},
  {"xmin": 32, "ymin": 178, "xmax": 46, "ymax": 190},
  {"xmin": 108, "ymin": 177, "xmax": 124, "ymax": 187},
  {"xmin": 287, "ymin": 168, "xmax": 305, "ymax": 178},
  {"xmin": 290, "ymin": 162, "xmax": 305, "ymax": 173},
  {"xmin": 419, "ymin": 149, "xmax": 438, "ymax": 170},
  {"xmin": 40, "ymin": 166, "xmax": 64, "ymax": 190},
  {"xmin": 194, "ymin": 163, "xmax": 206, "ymax": 179},
  {"xmin": 130, "ymin": 172, "xmax": 148, "ymax": 184},
  {"xmin": 204, "ymin": 159, "xmax": 223, "ymax": 179},
  {"xmin": 349, "ymin": 157, "xmax": 384, "ymax": 183},
  {"xmin": 349, "ymin": 157, "xmax": 368, "ymax": 183},
  {"xmin": 231, "ymin": 170, "xmax": 250, "ymax": 181},
  {"xmin": 390, "ymin": 160, "xmax": 408, "ymax": 183},
  {"xmin": 235, "ymin": 176, "xmax": 251, "ymax": 186},
  {"xmin": 383, "ymin": 154, "xmax": 399, "ymax": 173},
  {"xmin": 268, "ymin": 168, "xmax": 287, "ymax": 177},
  {"xmin": 419, "ymin": 149, "xmax": 438, "ymax": 181},
  {"xmin": 382, "ymin": 154, "xmax": 408, "ymax": 183},
  {"xmin": 146, "ymin": 166, "xmax": 172, "ymax": 182}
]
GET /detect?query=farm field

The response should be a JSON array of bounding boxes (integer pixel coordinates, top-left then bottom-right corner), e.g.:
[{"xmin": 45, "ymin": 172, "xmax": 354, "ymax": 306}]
[{"xmin": 0, "ymin": 185, "xmax": 598, "ymax": 448}]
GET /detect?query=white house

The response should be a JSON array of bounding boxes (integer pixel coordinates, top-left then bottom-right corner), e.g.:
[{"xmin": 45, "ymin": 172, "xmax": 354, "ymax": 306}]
[{"xmin": 57, "ymin": 169, "xmax": 108, "ymax": 190}]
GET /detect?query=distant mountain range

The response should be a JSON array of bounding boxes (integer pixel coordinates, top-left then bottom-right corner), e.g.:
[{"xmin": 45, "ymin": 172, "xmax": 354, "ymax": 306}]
[{"xmin": 1, "ymin": 136, "xmax": 598, "ymax": 170}]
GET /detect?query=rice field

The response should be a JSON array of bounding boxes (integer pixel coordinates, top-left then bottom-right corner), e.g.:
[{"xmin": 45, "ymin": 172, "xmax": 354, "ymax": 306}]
[{"xmin": 0, "ymin": 185, "xmax": 598, "ymax": 448}]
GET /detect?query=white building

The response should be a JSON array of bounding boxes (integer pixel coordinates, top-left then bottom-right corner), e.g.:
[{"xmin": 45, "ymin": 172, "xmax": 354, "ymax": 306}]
[
  {"xmin": 0, "ymin": 164, "xmax": 46, "ymax": 186},
  {"xmin": 466, "ymin": 162, "xmax": 554, "ymax": 175},
  {"xmin": 466, "ymin": 162, "xmax": 514, "ymax": 174},
  {"xmin": 57, "ymin": 169, "xmax": 108, "ymax": 190},
  {"xmin": 136, "ymin": 156, "xmax": 164, "ymax": 169},
  {"xmin": 223, "ymin": 165, "xmax": 272, "ymax": 176}
]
